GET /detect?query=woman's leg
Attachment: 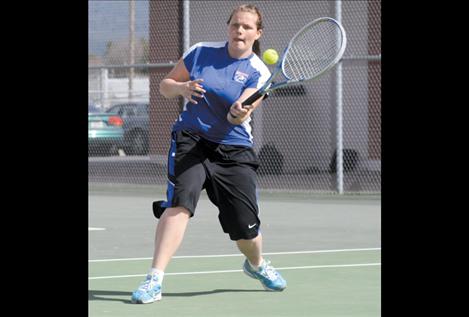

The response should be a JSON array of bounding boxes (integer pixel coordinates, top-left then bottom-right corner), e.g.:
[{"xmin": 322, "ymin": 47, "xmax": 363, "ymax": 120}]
[
  {"xmin": 151, "ymin": 206, "xmax": 191, "ymax": 271},
  {"xmin": 236, "ymin": 233, "xmax": 263, "ymax": 267}
]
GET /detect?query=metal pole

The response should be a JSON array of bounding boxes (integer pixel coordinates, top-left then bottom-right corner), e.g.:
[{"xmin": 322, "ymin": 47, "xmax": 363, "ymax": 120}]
[
  {"xmin": 88, "ymin": 63, "xmax": 176, "ymax": 70},
  {"xmin": 183, "ymin": 0, "xmax": 190, "ymax": 52},
  {"xmin": 182, "ymin": 0, "xmax": 190, "ymax": 107},
  {"xmin": 335, "ymin": 0, "xmax": 344, "ymax": 194},
  {"xmin": 129, "ymin": 0, "xmax": 135, "ymax": 101},
  {"xmin": 100, "ymin": 68, "xmax": 108, "ymax": 108}
]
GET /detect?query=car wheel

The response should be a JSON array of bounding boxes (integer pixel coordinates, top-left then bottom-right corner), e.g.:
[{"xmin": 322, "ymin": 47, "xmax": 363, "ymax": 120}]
[
  {"xmin": 108, "ymin": 144, "xmax": 120, "ymax": 156},
  {"xmin": 128, "ymin": 131, "xmax": 148, "ymax": 155}
]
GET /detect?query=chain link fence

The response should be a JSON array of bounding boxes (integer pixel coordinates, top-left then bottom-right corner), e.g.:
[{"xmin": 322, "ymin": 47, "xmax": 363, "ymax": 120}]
[{"xmin": 88, "ymin": 0, "xmax": 381, "ymax": 194}]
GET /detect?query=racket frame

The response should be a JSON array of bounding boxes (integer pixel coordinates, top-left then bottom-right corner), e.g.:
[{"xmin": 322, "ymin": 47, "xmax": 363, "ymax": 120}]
[{"xmin": 242, "ymin": 17, "xmax": 347, "ymax": 107}]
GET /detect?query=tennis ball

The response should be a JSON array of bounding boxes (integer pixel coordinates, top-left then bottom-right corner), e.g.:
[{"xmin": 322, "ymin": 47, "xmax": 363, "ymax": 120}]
[{"xmin": 262, "ymin": 49, "xmax": 279, "ymax": 65}]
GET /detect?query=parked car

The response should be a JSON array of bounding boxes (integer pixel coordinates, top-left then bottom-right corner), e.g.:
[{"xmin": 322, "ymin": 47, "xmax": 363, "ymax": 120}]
[
  {"xmin": 106, "ymin": 102, "xmax": 149, "ymax": 155},
  {"xmin": 88, "ymin": 103, "xmax": 125, "ymax": 156}
]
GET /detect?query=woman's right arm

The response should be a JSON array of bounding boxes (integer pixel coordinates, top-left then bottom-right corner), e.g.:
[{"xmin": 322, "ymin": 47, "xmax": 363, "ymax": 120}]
[{"xmin": 159, "ymin": 58, "xmax": 205, "ymax": 104}]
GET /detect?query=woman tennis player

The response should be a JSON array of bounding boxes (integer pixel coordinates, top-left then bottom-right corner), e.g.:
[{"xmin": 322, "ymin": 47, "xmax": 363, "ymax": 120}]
[{"xmin": 131, "ymin": 4, "xmax": 287, "ymax": 304}]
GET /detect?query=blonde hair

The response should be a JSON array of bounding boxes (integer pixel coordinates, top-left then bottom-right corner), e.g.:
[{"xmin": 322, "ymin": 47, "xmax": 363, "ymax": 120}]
[{"xmin": 227, "ymin": 4, "xmax": 263, "ymax": 56}]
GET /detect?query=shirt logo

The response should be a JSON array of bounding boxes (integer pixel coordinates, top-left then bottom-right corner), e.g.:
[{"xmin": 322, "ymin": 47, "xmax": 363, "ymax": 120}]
[{"xmin": 234, "ymin": 70, "xmax": 249, "ymax": 84}]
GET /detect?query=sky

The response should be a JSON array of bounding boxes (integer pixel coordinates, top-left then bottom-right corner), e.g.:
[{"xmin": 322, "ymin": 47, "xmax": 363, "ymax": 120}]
[{"xmin": 88, "ymin": 0, "xmax": 149, "ymax": 56}]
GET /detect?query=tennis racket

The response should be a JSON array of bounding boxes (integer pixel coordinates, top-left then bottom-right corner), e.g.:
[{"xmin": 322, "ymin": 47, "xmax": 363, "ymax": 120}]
[{"xmin": 242, "ymin": 17, "xmax": 347, "ymax": 107}]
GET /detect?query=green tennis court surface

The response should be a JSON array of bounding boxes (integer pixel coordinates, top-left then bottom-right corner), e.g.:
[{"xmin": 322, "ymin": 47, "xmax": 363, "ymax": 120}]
[{"xmin": 89, "ymin": 187, "xmax": 380, "ymax": 316}]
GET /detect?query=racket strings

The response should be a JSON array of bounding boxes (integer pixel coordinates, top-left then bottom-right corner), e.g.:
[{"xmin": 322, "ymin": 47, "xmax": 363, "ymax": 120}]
[{"xmin": 283, "ymin": 21, "xmax": 344, "ymax": 81}]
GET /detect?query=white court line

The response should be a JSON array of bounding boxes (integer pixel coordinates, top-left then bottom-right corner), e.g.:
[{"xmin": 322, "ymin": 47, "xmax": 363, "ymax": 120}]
[
  {"xmin": 89, "ymin": 247, "xmax": 381, "ymax": 263},
  {"xmin": 88, "ymin": 262, "xmax": 381, "ymax": 280},
  {"xmin": 89, "ymin": 227, "xmax": 106, "ymax": 231}
]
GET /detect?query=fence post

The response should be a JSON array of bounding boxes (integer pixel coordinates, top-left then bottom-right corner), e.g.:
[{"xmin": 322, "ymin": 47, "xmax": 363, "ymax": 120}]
[
  {"xmin": 100, "ymin": 68, "xmax": 108, "ymax": 108},
  {"xmin": 335, "ymin": 0, "xmax": 344, "ymax": 194}
]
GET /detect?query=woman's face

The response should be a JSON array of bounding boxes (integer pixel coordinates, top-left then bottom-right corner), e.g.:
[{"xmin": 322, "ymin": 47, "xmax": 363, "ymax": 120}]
[{"xmin": 227, "ymin": 11, "xmax": 262, "ymax": 58}]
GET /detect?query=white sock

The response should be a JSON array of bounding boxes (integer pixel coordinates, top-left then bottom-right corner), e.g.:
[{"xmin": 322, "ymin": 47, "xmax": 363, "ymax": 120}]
[
  {"xmin": 248, "ymin": 259, "xmax": 264, "ymax": 271},
  {"xmin": 149, "ymin": 268, "xmax": 164, "ymax": 283}
]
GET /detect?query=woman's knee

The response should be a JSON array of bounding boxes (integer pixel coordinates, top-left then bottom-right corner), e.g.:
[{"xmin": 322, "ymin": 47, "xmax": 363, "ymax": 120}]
[{"xmin": 164, "ymin": 206, "xmax": 191, "ymax": 218}]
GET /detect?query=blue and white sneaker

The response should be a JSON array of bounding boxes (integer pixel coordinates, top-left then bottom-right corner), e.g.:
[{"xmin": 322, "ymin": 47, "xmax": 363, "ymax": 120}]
[
  {"xmin": 131, "ymin": 274, "xmax": 162, "ymax": 304},
  {"xmin": 243, "ymin": 259, "xmax": 287, "ymax": 291}
]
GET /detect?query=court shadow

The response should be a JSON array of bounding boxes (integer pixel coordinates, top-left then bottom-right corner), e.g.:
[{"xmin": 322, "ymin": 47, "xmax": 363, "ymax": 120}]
[
  {"xmin": 89, "ymin": 290, "xmax": 133, "ymax": 303},
  {"xmin": 89, "ymin": 288, "xmax": 264, "ymax": 303},
  {"xmin": 163, "ymin": 288, "xmax": 265, "ymax": 297}
]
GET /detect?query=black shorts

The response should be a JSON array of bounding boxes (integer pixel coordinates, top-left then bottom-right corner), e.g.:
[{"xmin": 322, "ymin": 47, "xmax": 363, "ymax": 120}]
[{"xmin": 153, "ymin": 130, "xmax": 261, "ymax": 241}]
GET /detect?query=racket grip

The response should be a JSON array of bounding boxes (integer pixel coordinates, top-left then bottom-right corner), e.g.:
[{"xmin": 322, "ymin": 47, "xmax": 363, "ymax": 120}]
[{"xmin": 242, "ymin": 90, "xmax": 265, "ymax": 108}]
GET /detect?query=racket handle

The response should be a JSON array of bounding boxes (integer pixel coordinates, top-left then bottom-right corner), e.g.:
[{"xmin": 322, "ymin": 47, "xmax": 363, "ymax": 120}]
[{"xmin": 242, "ymin": 90, "xmax": 265, "ymax": 108}]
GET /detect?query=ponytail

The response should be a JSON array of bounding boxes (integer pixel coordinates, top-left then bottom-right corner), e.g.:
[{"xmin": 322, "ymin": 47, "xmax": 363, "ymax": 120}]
[{"xmin": 253, "ymin": 40, "xmax": 260, "ymax": 57}]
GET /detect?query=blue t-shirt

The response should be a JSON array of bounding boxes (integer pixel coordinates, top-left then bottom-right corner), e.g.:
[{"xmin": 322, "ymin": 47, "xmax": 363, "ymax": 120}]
[{"xmin": 171, "ymin": 41, "xmax": 271, "ymax": 147}]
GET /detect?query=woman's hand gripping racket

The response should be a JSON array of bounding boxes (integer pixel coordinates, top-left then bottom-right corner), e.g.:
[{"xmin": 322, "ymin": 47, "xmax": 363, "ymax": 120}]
[{"xmin": 242, "ymin": 17, "xmax": 347, "ymax": 107}]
